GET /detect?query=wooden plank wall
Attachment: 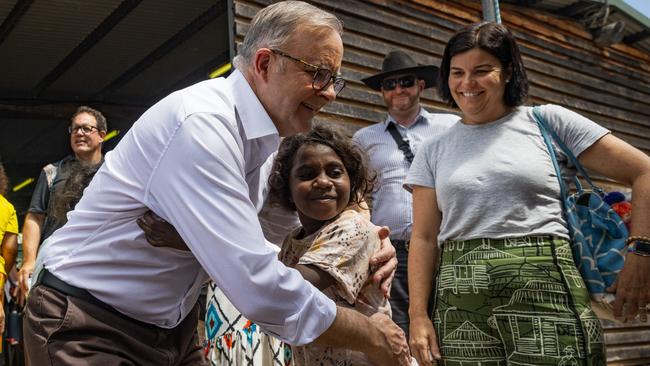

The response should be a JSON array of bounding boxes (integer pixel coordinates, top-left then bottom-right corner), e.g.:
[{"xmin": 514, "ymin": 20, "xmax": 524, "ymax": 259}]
[{"xmin": 234, "ymin": 1, "xmax": 650, "ymax": 364}]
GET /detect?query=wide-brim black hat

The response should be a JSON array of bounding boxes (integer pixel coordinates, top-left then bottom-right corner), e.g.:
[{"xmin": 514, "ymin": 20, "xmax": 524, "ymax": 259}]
[{"xmin": 361, "ymin": 50, "xmax": 439, "ymax": 91}]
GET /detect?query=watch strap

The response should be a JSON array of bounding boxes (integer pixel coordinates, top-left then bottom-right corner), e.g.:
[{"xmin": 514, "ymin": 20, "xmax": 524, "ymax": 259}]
[{"xmin": 631, "ymin": 240, "xmax": 650, "ymax": 257}]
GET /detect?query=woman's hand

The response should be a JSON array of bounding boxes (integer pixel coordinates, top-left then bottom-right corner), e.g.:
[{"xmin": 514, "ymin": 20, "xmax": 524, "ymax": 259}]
[
  {"xmin": 579, "ymin": 134, "xmax": 650, "ymax": 322},
  {"xmin": 137, "ymin": 211, "xmax": 189, "ymax": 251},
  {"xmin": 608, "ymin": 253, "xmax": 650, "ymax": 322},
  {"xmin": 409, "ymin": 313, "xmax": 441, "ymax": 365},
  {"xmin": 369, "ymin": 226, "xmax": 397, "ymax": 298},
  {"xmin": 409, "ymin": 185, "xmax": 442, "ymax": 364}
]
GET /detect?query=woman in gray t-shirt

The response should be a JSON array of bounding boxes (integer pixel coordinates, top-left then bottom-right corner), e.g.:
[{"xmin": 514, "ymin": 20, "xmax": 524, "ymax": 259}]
[{"xmin": 406, "ymin": 22, "xmax": 650, "ymax": 366}]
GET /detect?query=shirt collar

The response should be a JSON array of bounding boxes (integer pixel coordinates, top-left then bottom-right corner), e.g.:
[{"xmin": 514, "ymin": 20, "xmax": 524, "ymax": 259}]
[
  {"xmin": 383, "ymin": 107, "xmax": 429, "ymax": 131},
  {"xmin": 228, "ymin": 69, "xmax": 279, "ymax": 142}
]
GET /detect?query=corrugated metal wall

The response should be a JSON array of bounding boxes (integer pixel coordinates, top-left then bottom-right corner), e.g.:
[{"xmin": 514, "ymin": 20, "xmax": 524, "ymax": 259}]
[{"xmin": 234, "ymin": 1, "xmax": 650, "ymax": 364}]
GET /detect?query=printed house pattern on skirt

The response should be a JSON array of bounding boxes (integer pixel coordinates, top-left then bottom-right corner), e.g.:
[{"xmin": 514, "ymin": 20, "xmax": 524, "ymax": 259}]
[{"xmin": 432, "ymin": 237, "xmax": 606, "ymax": 366}]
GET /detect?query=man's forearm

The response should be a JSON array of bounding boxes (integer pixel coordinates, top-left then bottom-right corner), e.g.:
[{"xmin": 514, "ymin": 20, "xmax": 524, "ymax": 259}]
[
  {"xmin": 313, "ymin": 306, "xmax": 409, "ymax": 365},
  {"xmin": 21, "ymin": 213, "xmax": 44, "ymax": 264},
  {"xmin": 312, "ymin": 306, "xmax": 381, "ymax": 353}
]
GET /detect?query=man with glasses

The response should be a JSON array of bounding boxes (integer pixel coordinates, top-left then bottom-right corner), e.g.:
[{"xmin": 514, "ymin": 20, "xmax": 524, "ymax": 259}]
[
  {"xmin": 23, "ymin": 2, "xmax": 409, "ymax": 365},
  {"xmin": 270, "ymin": 49, "xmax": 346, "ymax": 95},
  {"xmin": 353, "ymin": 50, "xmax": 459, "ymax": 337},
  {"xmin": 17, "ymin": 106, "xmax": 106, "ymax": 304}
]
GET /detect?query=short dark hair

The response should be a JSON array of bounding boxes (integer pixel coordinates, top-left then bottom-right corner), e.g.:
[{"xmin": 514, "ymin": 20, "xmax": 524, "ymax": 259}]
[
  {"xmin": 438, "ymin": 22, "xmax": 528, "ymax": 108},
  {"xmin": 71, "ymin": 106, "xmax": 107, "ymax": 132},
  {"xmin": 267, "ymin": 124, "xmax": 375, "ymax": 211}
]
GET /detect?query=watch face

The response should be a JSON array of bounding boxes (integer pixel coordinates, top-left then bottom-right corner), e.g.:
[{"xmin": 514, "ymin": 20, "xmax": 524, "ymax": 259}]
[{"xmin": 634, "ymin": 240, "xmax": 650, "ymax": 255}]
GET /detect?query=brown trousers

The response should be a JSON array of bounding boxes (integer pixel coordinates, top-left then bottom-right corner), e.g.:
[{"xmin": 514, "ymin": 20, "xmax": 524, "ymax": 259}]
[{"xmin": 24, "ymin": 283, "xmax": 207, "ymax": 366}]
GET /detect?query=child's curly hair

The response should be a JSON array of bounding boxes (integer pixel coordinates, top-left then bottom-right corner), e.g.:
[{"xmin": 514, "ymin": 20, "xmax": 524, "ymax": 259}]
[
  {"xmin": 50, "ymin": 162, "xmax": 100, "ymax": 222},
  {"xmin": 268, "ymin": 124, "xmax": 375, "ymax": 211}
]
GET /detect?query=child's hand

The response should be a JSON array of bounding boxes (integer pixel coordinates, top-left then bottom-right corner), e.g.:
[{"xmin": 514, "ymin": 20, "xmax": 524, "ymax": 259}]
[
  {"xmin": 369, "ymin": 226, "xmax": 397, "ymax": 298},
  {"xmin": 137, "ymin": 211, "xmax": 189, "ymax": 251}
]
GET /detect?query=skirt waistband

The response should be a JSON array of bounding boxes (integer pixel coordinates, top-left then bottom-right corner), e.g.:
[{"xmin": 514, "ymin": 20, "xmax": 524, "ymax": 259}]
[{"xmin": 443, "ymin": 235, "xmax": 566, "ymax": 249}]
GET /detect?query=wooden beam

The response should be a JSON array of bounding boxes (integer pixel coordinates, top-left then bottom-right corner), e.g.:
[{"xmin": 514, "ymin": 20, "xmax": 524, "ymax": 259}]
[
  {"xmin": 408, "ymin": 0, "xmax": 480, "ymax": 23},
  {"xmin": 509, "ymin": 28, "xmax": 650, "ymax": 93},
  {"xmin": 501, "ymin": 7, "xmax": 650, "ymax": 74},
  {"xmin": 156, "ymin": 50, "xmax": 230, "ymax": 100},
  {"xmin": 0, "ymin": 88, "xmax": 147, "ymax": 104},
  {"xmin": 31, "ymin": 0, "xmax": 143, "ymax": 98},
  {"xmin": 0, "ymin": 0, "xmax": 34, "ymax": 47},
  {"xmin": 623, "ymin": 30, "xmax": 650, "ymax": 45},
  {"xmin": 366, "ymin": 0, "xmax": 460, "ymax": 31},
  {"xmin": 0, "ymin": 101, "xmax": 146, "ymax": 121},
  {"xmin": 506, "ymin": 4, "xmax": 650, "ymax": 61},
  {"xmin": 555, "ymin": 1, "xmax": 597, "ymax": 18},
  {"xmin": 94, "ymin": 0, "xmax": 228, "ymax": 101},
  {"xmin": 514, "ymin": 0, "xmax": 543, "ymax": 6}
]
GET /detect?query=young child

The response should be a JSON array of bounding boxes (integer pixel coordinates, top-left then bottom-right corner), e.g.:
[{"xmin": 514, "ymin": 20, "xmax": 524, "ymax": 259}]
[{"xmin": 267, "ymin": 124, "xmax": 390, "ymax": 365}]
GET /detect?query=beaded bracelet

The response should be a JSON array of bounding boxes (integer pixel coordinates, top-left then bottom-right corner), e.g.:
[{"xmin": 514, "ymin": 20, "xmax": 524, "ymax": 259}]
[{"xmin": 626, "ymin": 235, "xmax": 650, "ymax": 245}]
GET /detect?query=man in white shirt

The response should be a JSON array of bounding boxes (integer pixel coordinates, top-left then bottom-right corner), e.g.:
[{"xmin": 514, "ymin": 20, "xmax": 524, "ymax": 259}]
[
  {"xmin": 23, "ymin": 2, "xmax": 409, "ymax": 365},
  {"xmin": 353, "ymin": 51, "xmax": 459, "ymax": 337}
]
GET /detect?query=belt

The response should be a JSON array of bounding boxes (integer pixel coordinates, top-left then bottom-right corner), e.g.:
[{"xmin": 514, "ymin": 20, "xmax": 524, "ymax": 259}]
[
  {"xmin": 34, "ymin": 269, "xmax": 184, "ymax": 340},
  {"xmin": 393, "ymin": 239, "xmax": 410, "ymax": 251},
  {"xmin": 35, "ymin": 269, "xmax": 116, "ymax": 313}
]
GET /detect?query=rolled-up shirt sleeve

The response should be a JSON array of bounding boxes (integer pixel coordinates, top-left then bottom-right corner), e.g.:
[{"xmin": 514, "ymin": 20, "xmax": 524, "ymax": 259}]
[{"xmin": 146, "ymin": 112, "xmax": 336, "ymax": 345}]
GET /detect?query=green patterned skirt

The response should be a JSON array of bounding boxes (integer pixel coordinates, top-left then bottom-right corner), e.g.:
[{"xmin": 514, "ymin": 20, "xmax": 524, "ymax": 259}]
[{"xmin": 432, "ymin": 236, "xmax": 606, "ymax": 366}]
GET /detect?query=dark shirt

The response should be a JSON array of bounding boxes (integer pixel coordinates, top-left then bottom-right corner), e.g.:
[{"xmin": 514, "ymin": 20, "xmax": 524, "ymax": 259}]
[{"xmin": 28, "ymin": 155, "xmax": 76, "ymax": 243}]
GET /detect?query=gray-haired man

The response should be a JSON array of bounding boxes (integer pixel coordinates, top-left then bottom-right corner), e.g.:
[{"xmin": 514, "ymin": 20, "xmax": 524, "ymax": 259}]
[{"xmin": 24, "ymin": 2, "xmax": 409, "ymax": 365}]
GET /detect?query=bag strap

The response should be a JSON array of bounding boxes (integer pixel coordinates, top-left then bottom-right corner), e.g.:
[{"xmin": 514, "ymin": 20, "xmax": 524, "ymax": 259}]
[
  {"xmin": 386, "ymin": 122, "xmax": 414, "ymax": 164},
  {"xmin": 532, "ymin": 106, "xmax": 598, "ymax": 192},
  {"xmin": 533, "ymin": 107, "xmax": 568, "ymax": 200}
]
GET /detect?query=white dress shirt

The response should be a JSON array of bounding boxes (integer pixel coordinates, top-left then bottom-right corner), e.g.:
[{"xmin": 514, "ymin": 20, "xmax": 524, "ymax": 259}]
[
  {"xmin": 353, "ymin": 109, "xmax": 459, "ymax": 240},
  {"xmin": 38, "ymin": 70, "xmax": 336, "ymax": 345},
  {"xmin": 257, "ymin": 152, "xmax": 301, "ymax": 246}
]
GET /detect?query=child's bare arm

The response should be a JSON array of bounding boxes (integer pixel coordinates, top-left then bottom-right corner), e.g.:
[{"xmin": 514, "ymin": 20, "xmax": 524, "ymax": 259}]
[{"xmin": 295, "ymin": 264, "xmax": 336, "ymax": 291}]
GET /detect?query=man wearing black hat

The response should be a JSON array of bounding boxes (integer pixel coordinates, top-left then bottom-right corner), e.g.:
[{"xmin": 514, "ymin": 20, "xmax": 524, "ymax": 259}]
[{"xmin": 353, "ymin": 50, "xmax": 459, "ymax": 337}]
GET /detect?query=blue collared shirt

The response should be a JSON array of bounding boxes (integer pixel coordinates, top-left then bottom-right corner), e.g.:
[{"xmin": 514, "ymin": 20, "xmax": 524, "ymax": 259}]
[{"xmin": 353, "ymin": 108, "xmax": 459, "ymax": 240}]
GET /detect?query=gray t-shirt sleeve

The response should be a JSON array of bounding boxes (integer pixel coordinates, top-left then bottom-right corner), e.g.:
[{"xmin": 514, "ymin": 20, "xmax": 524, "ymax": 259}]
[
  {"xmin": 404, "ymin": 138, "xmax": 436, "ymax": 192},
  {"xmin": 537, "ymin": 104, "xmax": 609, "ymax": 159}
]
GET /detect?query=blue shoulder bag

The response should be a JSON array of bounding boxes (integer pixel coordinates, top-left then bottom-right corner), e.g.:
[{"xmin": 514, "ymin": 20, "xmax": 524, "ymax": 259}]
[{"xmin": 532, "ymin": 106, "xmax": 628, "ymax": 301}]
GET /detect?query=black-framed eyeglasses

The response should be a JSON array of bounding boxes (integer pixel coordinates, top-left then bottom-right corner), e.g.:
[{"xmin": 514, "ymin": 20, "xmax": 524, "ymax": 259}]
[
  {"xmin": 381, "ymin": 75, "xmax": 417, "ymax": 91},
  {"xmin": 68, "ymin": 125, "xmax": 99, "ymax": 135},
  {"xmin": 270, "ymin": 49, "xmax": 346, "ymax": 96}
]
